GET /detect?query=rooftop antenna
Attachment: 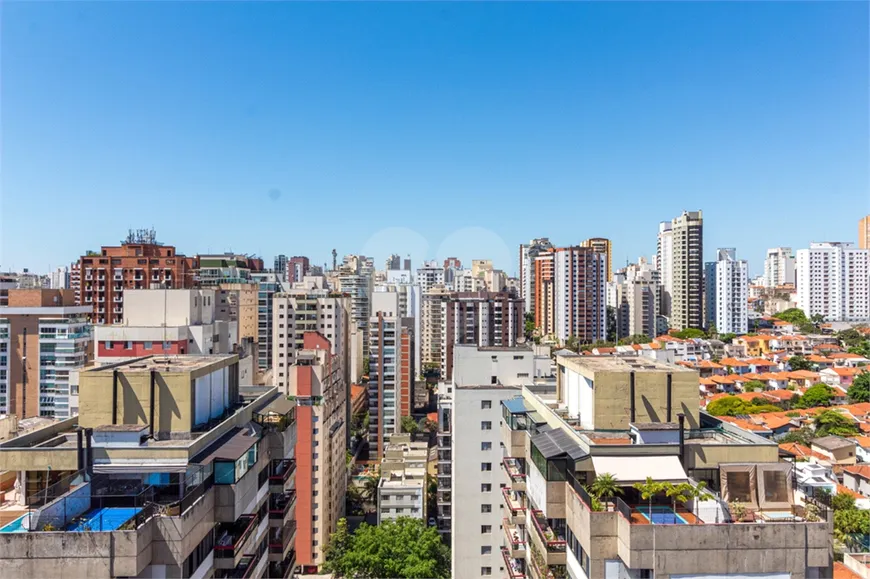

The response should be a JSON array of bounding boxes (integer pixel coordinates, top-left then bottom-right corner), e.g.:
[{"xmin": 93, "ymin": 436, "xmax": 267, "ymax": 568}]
[{"xmin": 332, "ymin": 249, "xmax": 337, "ymax": 271}]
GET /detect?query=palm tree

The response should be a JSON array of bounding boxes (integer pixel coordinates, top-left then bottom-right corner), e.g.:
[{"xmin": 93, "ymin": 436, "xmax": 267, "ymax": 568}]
[
  {"xmin": 589, "ymin": 473, "xmax": 623, "ymax": 510},
  {"xmin": 633, "ymin": 477, "xmax": 665, "ymax": 516},
  {"xmin": 360, "ymin": 468, "xmax": 380, "ymax": 509},
  {"xmin": 665, "ymin": 482, "xmax": 692, "ymax": 518}
]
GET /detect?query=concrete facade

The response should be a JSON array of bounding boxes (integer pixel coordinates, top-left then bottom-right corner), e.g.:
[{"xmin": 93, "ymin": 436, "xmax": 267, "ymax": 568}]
[{"xmin": 796, "ymin": 242, "xmax": 870, "ymax": 322}]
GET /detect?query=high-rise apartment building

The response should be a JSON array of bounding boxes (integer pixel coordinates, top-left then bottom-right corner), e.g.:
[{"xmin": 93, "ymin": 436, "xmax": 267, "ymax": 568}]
[
  {"xmin": 669, "ymin": 210, "xmax": 704, "ymax": 331},
  {"xmin": 78, "ymin": 230, "xmax": 198, "ymax": 325},
  {"xmin": 420, "ymin": 285, "xmax": 451, "ymax": 368},
  {"xmin": 217, "ymin": 283, "xmax": 260, "ymax": 359},
  {"xmin": 614, "ymin": 261, "xmax": 659, "ymax": 341},
  {"xmin": 861, "ymin": 215, "xmax": 870, "ymax": 249},
  {"xmin": 374, "ymin": 280, "xmax": 421, "ymax": 378},
  {"xmin": 421, "ymin": 291, "xmax": 523, "ymax": 381},
  {"xmin": 287, "ymin": 332, "xmax": 347, "ymax": 573},
  {"xmin": 197, "ymin": 253, "xmax": 264, "ymax": 286},
  {"xmin": 69, "ymin": 262, "xmax": 81, "ymax": 304},
  {"xmin": 417, "ymin": 260, "xmax": 447, "ymax": 294},
  {"xmin": 704, "ymin": 261, "xmax": 717, "ymax": 330},
  {"xmin": 50, "ymin": 266, "xmax": 70, "ymax": 290},
  {"xmin": 519, "ymin": 240, "xmax": 555, "ymax": 315},
  {"xmin": 581, "ymin": 237, "xmax": 613, "ymax": 282},
  {"xmin": 377, "ymin": 435, "xmax": 427, "ymax": 525},
  {"xmin": 533, "ymin": 252, "xmax": 556, "ymax": 338},
  {"xmin": 0, "ymin": 354, "xmax": 300, "ymax": 579},
  {"xmin": 367, "ymin": 292, "xmax": 414, "ymax": 457},
  {"xmin": 714, "ymin": 248, "xmax": 749, "ymax": 335},
  {"xmin": 0, "ymin": 275, "xmax": 16, "ymax": 307},
  {"xmin": 796, "ymin": 242, "xmax": 870, "ymax": 322},
  {"xmin": 656, "ymin": 221, "xmax": 674, "ymax": 318},
  {"xmin": 274, "ymin": 254, "xmax": 289, "ymax": 276},
  {"xmin": 764, "ymin": 247, "xmax": 795, "ymax": 287},
  {"xmin": 251, "ymin": 271, "xmax": 287, "ymax": 374},
  {"xmin": 553, "ymin": 246, "xmax": 606, "ymax": 345},
  {"xmin": 338, "ymin": 255, "xmax": 374, "ymax": 355},
  {"xmin": 286, "ymin": 257, "xmax": 310, "ymax": 284},
  {"xmin": 272, "ymin": 278, "xmax": 349, "ymax": 393},
  {"xmin": 0, "ymin": 289, "xmax": 92, "ymax": 419}
]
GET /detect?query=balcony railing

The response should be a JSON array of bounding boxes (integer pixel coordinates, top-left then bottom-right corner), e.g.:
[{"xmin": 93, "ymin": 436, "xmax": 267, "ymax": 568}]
[
  {"xmin": 502, "ymin": 547, "xmax": 526, "ymax": 579},
  {"xmin": 269, "ymin": 459, "xmax": 296, "ymax": 485},
  {"xmin": 214, "ymin": 514, "xmax": 258, "ymax": 560},
  {"xmin": 216, "ymin": 550, "xmax": 263, "ymax": 579},
  {"xmin": 267, "ymin": 550, "xmax": 297, "ymax": 579},
  {"xmin": 269, "ymin": 491, "xmax": 297, "ymax": 520},
  {"xmin": 269, "ymin": 521, "xmax": 297, "ymax": 554},
  {"xmin": 530, "ymin": 510, "xmax": 566, "ymax": 553},
  {"xmin": 502, "ymin": 457, "xmax": 526, "ymax": 483},
  {"xmin": 503, "ymin": 488, "xmax": 525, "ymax": 515},
  {"xmin": 503, "ymin": 518, "xmax": 525, "ymax": 551}
]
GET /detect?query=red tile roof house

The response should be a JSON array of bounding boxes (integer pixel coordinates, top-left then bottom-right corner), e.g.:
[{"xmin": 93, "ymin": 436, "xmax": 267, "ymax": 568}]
[
  {"xmin": 843, "ymin": 465, "xmax": 870, "ymax": 500},
  {"xmin": 718, "ymin": 358, "xmax": 750, "ymax": 375},
  {"xmin": 820, "ymin": 366, "xmax": 869, "ymax": 388},
  {"xmin": 829, "ymin": 352, "xmax": 870, "ymax": 367}
]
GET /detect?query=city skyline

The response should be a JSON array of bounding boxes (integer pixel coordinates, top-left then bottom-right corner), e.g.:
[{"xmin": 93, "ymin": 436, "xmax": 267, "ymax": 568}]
[{"xmin": 2, "ymin": 2, "xmax": 867, "ymax": 273}]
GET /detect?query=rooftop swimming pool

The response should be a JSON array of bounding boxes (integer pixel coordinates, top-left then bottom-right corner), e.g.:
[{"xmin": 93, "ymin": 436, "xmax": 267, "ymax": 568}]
[
  {"xmin": 636, "ymin": 505, "xmax": 688, "ymax": 525},
  {"xmin": 0, "ymin": 507, "xmax": 141, "ymax": 533}
]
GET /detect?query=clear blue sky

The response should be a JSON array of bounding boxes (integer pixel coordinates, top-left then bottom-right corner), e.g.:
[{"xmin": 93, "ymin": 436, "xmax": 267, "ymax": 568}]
[{"xmin": 2, "ymin": 2, "xmax": 867, "ymax": 276}]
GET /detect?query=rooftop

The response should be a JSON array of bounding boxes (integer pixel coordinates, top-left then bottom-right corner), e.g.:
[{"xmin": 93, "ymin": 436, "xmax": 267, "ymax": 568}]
[
  {"xmin": 84, "ymin": 354, "xmax": 238, "ymax": 373},
  {"xmin": 557, "ymin": 355, "xmax": 695, "ymax": 374},
  {"xmin": 812, "ymin": 435, "xmax": 856, "ymax": 452}
]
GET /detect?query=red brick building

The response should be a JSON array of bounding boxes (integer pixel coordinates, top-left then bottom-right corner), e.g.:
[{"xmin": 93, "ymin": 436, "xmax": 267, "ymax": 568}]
[{"xmin": 78, "ymin": 230, "xmax": 197, "ymax": 324}]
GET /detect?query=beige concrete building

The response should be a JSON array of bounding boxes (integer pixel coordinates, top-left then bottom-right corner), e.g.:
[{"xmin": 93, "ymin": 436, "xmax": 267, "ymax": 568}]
[
  {"xmin": 218, "ymin": 282, "xmax": 260, "ymax": 349},
  {"xmin": 581, "ymin": 238, "xmax": 613, "ymax": 282},
  {"xmin": 0, "ymin": 355, "xmax": 298, "ymax": 579},
  {"xmin": 492, "ymin": 355, "xmax": 833, "ymax": 579},
  {"xmin": 420, "ymin": 285, "xmax": 451, "ymax": 368},
  {"xmin": 861, "ymin": 215, "xmax": 870, "ymax": 249},
  {"xmin": 377, "ymin": 434, "xmax": 428, "ymax": 524},
  {"xmin": 669, "ymin": 210, "xmax": 704, "ymax": 331}
]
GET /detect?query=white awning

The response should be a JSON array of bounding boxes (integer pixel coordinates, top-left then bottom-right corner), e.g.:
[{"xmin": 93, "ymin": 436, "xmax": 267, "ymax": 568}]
[
  {"xmin": 94, "ymin": 460, "xmax": 189, "ymax": 474},
  {"xmin": 591, "ymin": 455, "xmax": 688, "ymax": 484}
]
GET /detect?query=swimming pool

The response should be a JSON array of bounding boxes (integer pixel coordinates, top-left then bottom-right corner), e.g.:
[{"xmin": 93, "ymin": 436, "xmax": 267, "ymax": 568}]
[
  {"xmin": 66, "ymin": 507, "xmax": 141, "ymax": 532},
  {"xmin": 636, "ymin": 505, "xmax": 688, "ymax": 525},
  {"xmin": 0, "ymin": 513, "xmax": 33, "ymax": 533}
]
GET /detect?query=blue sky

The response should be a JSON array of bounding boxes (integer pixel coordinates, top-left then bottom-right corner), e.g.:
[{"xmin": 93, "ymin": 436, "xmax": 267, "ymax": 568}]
[{"xmin": 2, "ymin": 2, "xmax": 867, "ymax": 276}]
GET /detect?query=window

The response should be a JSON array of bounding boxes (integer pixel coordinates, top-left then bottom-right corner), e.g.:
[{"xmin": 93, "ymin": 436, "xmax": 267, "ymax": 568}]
[
  {"xmin": 481, "ymin": 504, "xmax": 492, "ymax": 513},
  {"xmin": 481, "ymin": 484, "xmax": 492, "ymax": 492},
  {"xmin": 481, "ymin": 568, "xmax": 492, "ymax": 576},
  {"xmin": 104, "ymin": 341, "xmax": 113, "ymax": 349},
  {"xmin": 481, "ymin": 463, "xmax": 492, "ymax": 471},
  {"xmin": 143, "ymin": 341, "xmax": 153, "ymax": 350},
  {"xmin": 481, "ymin": 421, "xmax": 492, "ymax": 430},
  {"xmin": 491, "ymin": 376, "xmax": 497, "ymax": 384},
  {"xmin": 124, "ymin": 341, "xmax": 132, "ymax": 350},
  {"xmin": 481, "ymin": 442, "xmax": 492, "ymax": 451},
  {"xmin": 481, "ymin": 525, "xmax": 491, "ymax": 533},
  {"xmin": 481, "ymin": 400, "xmax": 492, "ymax": 409}
]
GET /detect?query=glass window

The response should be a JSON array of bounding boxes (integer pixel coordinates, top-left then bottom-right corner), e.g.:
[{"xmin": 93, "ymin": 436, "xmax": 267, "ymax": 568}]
[
  {"xmin": 214, "ymin": 461, "xmax": 235, "ymax": 484},
  {"xmin": 144, "ymin": 341, "xmax": 153, "ymax": 350}
]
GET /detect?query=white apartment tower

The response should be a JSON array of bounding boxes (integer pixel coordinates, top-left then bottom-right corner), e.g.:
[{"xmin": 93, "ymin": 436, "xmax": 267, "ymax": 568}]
[
  {"xmin": 519, "ymin": 238, "xmax": 554, "ymax": 315},
  {"xmin": 714, "ymin": 248, "xmax": 749, "ymax": 334},
  {"xmin": 656, "ymin": 221, "xmax": 674, "ymax": 318},
  {"xmin": 796, "ymin": 242, "xmax": 870, "ymax": 322},
  {"xmin": 417, "ymin": 260, "xmax": 447, "ymax": 294},
  {"xmin": 272, "ymin": 277, "xmax": 350, "ymax": 392},
  {"xmin": 669, "ymin": 210, "xmax": 704, "ymax": 331},
  {"xmin": 764, "ymin": 247, "xmax": 795, "ymax": 287},
  {"xmin": 553, "ymin": 247, "xmax": 606, "ymax": 344}
]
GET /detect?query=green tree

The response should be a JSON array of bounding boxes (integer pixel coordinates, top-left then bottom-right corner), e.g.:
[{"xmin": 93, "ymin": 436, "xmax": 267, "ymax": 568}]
[
  {"xmin": 401, "ymin": 415, "xmax": 420, "ymax": 438},
  {"xmin": 788, "ymin": 355, "xmax": 813, "ymax": 372},
  {"xmin": 617, "ymin": 334, "xmax": 652, "ymax": 346},
  {"xmin": 832, "ymin": 492, "xmax": 857, "ymax": 512},
  {"xmin": 664, "ymin": 482, "xmax": 693, "ymax": 515},
  {"xmin": 589, "ymin": 473, "xmax": 623, "ymax": 508},
  {"xmin": 849, "ymin": 341, "xmax": 870, "ymax": 359},
  {"xmin": 795, "ymin": 383, "xmax": 834, "ymax": 408},
  {"xmin": 775, "ymin": 308, "xmax": 809, "ymax": 326},
  {"xmin": 363, "ymin": 358, "xmax": 371, "ymax": 376},
  {"xmin": 814, "ymin": 410, "xmax": 859, "ymax": 437},
  {"xmin": 779, "ymin": 426, "xmax": 815, "ymax": 447},
  {"xmin": 565, "ymin": 335, "xmax": 579, "ymax": 352},
  {"xmin": 839, "ymin": 329, "xmax": 865, "ymax": 348},
  {"xmin": 706, "ymin": 396, "xmax": 780, "ymax": 417},
  {"xmin": 834, "ymin": 507, "xmax": 870, "ymax": 541},
  {"xmin": 420, "ymin": 417, "xmax": 439, "ymax": 435},
  {"xmin": 811, "ymin": 314, "xmax": 826, "ymax": 327},
  {"xmin": 718, "ymin": 333, "xmax": 737, "ymax": 343},
  {"xmin": 360, "ymin": 469, "xmax": 381, "ymax": 505},
  {"xmin": 743, "ymin": 380, "xmax": 766, "ymax": 393},
  {"xmin": 848, "ymin": 372, "xmax": 870, "ymax": 403},
  {"xmin": 672, "ymin": 328, "xmax": 706, "ymax": 340},
  {"xmin": 323, "ymin": 517, "xmax": 450, "ymax": 579}
]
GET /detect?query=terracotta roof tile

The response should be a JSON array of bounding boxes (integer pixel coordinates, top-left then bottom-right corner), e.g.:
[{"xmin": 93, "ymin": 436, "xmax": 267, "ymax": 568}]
[
  {"xmin": 844, "ymin": 465, "xmax": 870, "ymax": 480},
  {"xmin": 834, "ymin": 562, "xmax": 862, "ymax": 579}
]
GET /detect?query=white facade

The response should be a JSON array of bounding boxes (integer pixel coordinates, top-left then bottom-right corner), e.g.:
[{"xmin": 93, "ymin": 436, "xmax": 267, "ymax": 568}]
[
  {"xmin": 50, "ymin": 267, "xmax": 70, "ymax": 290},
  {"xmin": 715, "ymin": 248, "xmax": 749, "ymax": 335},
  {"xmin": 122, "ymin": 289, "xmax": 216, "ymax": 326},
  {"xmin": 764, "ymin": 247, "xmax": 795, "ymax": 287},
  {"xmin": 451, "ymin": 344, "xmax": 549, "ymax": 387},
  {"xmin": 375, "ymin": 281, "xmax": 420, "ymax": 374},
  {"xmin": 553, "ymin": 249, "xmax": 606, "ymax": 344},
  {"xmin": 796, "ymin": 242, "xmax": 870, "ymax": 322},
  {"xmin": 656, "ymin": 221, "xmax": 674, "ymax": 317},
  {"xmin": 449, "ymin": 385, "xmax": 520, "ymax": 579},
  {"xmin": 272, "ymin": 285, "xmax": 349, "ymax": 391},
  {"xmin": 417, "ymin": 261, "xmax": 446, "ymax": 294}
]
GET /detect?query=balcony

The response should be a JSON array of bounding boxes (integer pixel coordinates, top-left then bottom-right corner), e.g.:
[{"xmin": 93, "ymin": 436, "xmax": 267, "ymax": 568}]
[
  {"xmin": 502, "ymin": 457, "xmax": 527, "ymax": 491},
  {"xmin": 529, "ymin": 510, "xmax": 566, "ymax": 566},
  {"xmin": 269, "ymin": 491, "xmax": 297, "ymax": 523},
  {"xmin": 503, "ymin": 517, "xmax": 526, "ymax": 559},
  {"xmin": 502, "ymin": 547, "xmax": 526, "ymax": 579},
  {"xmin": 269, "ymin": 521, "xmax": 297, "ymax": 561},
  {"xmin": 215, "ymin": 550, "xmax": 263, "ymax": 579},
  {"xmin": 214, "ymin": 514, "xmax": 258, "ymax": 569},
  {"xmin": 267, "ymin": 549, "xmax": 297, "ymax": 579},
  {"xmin": 503, "ymin": 488, "xmax": 526, "ymax": 525},
  {"xmin": 268, "ymin": 459, "xmax": 296, "ymax": 490},
  {"xmin": 114, "ymin": 296, "xmax": 123, "ymax": 303}
]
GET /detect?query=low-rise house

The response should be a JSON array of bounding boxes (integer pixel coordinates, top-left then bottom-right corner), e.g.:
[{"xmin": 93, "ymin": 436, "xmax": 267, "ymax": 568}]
[
  {"xmin": 720, "ymin": 357, "xmax": 750, "ymax": 375},
  {"xmin": 830, "ymin": 353, "xmax": 870, "ymax": 367},
  {"xmin": 807, "ymin": 355, "xmax": 835, "ymax": 369},
  {"xmin": 849, "ymin": 436, "xmax": 870, "ymax": 463},
  {"xmin": 811, "ymin": 435, "xmax": 857, "ymax": 466},
  {"xmin": 843, "ymin": 465, "xmax": 870, "ymax": 499},
  {"xmin": 821, "ymin": 367, "xmax": 868, "ymax": 389}
]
